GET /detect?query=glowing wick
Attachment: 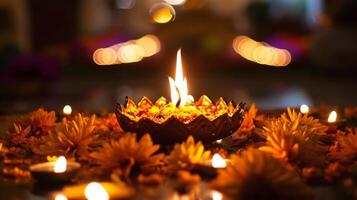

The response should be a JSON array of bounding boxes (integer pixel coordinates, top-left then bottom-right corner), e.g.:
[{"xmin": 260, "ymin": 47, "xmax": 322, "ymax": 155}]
[
  {"xmin": 54, "ymin": 156, "xmax": 67, "ymax": 173},
  {"xmin": 211, "ymin": 153, "xmax": 227, "ymax": 168},
  {"xmin": 300, "ymin": 104, "xmax": 309, "ymax": 114},
  {"xmin": 328, "ymin": 111, "xmax": 337, "ymax": 123},
  {"xmin": 85, "ymin": 182, "xmax": 109, "ymax": 200}
]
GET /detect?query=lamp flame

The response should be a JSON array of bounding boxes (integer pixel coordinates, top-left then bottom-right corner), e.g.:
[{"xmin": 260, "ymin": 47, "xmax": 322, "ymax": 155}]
[
  {"xmin": 328, "ymin": 111, "xmax": 337, "ymax": 123},
  {"xmin": 54, "ymin": 156, "xmax": 67, "ymax": 173},
  {"xmin": 211, "ymin": 190, "xmax": 223, "ymax": 200},
  {"xmin": 169, "ymin": 49, "xmax": 192, "ymax": 107},
  {"xmin": 85, "ymin": 182, "xmax": 109, "ymax": 200},
  {"xmin": 211, "ymin": 153, "xmax": 227, "ymax": 168},
  {"xmin": 300, "ymin": 104, "xmax": 309, "ymax": 114}
]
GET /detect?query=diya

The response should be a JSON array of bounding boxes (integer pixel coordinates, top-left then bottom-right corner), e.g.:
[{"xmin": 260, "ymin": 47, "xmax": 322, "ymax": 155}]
[
  {"xmin": 30, "ymin": 156, "xmax": 80, "ymax": 183},
  {"xmin": 115, "ymin": 49, "xmax": 245, "ymax": 144}
]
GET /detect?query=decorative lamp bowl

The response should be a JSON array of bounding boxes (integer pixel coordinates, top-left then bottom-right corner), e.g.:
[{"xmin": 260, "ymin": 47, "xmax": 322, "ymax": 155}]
[{"xmin": 115, "ymin": 96, "xmax": 245, "ymax": 144}]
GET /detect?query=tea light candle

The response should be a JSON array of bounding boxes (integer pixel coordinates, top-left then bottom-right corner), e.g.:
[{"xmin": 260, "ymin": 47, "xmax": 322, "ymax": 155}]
[
  {"xmin": 193, "ymin": 153, "xmax": 231, "ymax": 179},
  {"xmin": 29, "ymin": 156, "xmax": 80, "ymax": 183},
  {"xmin": 62, "ymin": 182, "xmax": 134, "ymax": 199}
]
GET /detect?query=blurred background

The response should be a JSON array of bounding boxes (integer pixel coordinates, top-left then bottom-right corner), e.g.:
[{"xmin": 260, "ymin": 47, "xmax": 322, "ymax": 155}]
[{"xmin": 0, "ymin": 0, "xmax": 356, "ymax": 114}]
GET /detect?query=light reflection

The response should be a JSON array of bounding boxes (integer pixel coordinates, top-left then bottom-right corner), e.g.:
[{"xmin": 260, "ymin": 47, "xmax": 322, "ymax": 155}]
[{"xmin": 232, "ymin": 35, "xmax": 292, "ymax": 67}]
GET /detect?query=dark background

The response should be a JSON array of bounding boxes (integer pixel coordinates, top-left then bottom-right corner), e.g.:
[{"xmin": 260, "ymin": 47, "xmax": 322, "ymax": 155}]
[{"xmin": 0, "ymin": 0, "xmax": 356, "ymax": 115}]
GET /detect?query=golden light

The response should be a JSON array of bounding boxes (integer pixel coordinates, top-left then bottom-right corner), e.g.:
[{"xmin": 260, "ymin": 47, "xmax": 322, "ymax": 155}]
[
  {"xmin": 300, "ymin": 104, "xmax": 309, "ymax": 114},
  {"xmin": 55, "ymin": 194, "xmax": 68, "ymax": 200},
  {"xmin": 62, "ymin": 105, "xmax": 72, "ymax": 115},
  {"xmin": 211, "ymin": 153, "xmax": 227, "ymax": 168},
  {"xmin": 328, "ymin": 111, "xmax": 337, "ymax": 123},
  {"xmin": 232, "ymin": 35, "xmax": 292, "ymax": 67},
  {"xmin": 211, "ymin": 190, "xmax": 223, "ymax": 200},
  {"xmin": 85, "ymin": 182, "xmax": 109, "ymax": 200},
  {"xmin": 54, "ymin": 156, "xmax": 67, "ymax": 173},
  {"xmin": 169, "ymin": 49, "xmax": 193, "ymax": 107},
  {"xmin": 150, "ymin": 3, "xmax": 175, "ymax": 24},
  {"xmin": 117, "ymin": 43, "xmax": 144, "ymax": 63},
  {"xmin": 135, "ymin": 34, "xmax": 161, "ymax": 57},
  {"xmin": 216, "ymin": 139, "xmax": 222, "ymax": 144},
  {"xmin": 164, "ymin": 0, "xmax": 186, "ymax": 6},
  {"xmin": 93, "ymin": 48, "xmax": 117, "ymax": 66}
]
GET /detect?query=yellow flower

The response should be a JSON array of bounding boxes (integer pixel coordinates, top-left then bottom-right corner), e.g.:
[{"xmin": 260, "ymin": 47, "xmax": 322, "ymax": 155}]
[
  {"xmin": 91, "ymin": 134, "xmax": 164, "ymax": 178},
  {"xmin": 329, "ymin": 128, "xmax": 357, "ymax": 163},
  {"xmin": 166, "ymin": 136, "xmax": 211, "ymax": 171},
  {"xmin": 6, "ymin": 108, "xmax": 56, "ymax": 147},
  {"xmin": 32, "ymin": 114, "xmax": 97, "ymax": 157},
  {"xmin": 235, "ymin": 104, "xmax": 262, "ymax": 136},
  {"xmin": 211, "ymin": 148, "xmax": 313, "ymax": 200},
  {"xmin": 259, "ymin": 108, "xmax": 327, "ymax": 167}
]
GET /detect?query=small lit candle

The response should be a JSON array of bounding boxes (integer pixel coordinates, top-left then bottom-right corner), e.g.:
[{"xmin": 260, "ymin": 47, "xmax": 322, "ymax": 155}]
[
  {"xmin": 54, "ymin": 194, "xmax": 68, "ymax": 200},
  {"xmin": 211, "ymin": 153, "xmax": 227, "ymax": 168},
  {"xmin": 85, "ymin": 182, "xmax": 109, "ymax": 200},
  {"xmin": 63, "ymin": 105, "xmax": 72, "ymax": 115},
  {"xmin": 211, "ymin": 190, "xmax": 223, "ymax": 200},
  {"xmin": 328, "ymin": 111, "xmax": 337, "ymax": 123},
  {"xmin": 29, "ymin": 156, "xmax": 80, "ymax": 183},
  {"xmin": 300, "ymin": 104, "xmax": 309, "ymax": 114},
  {"xmin": 62, "ymin": 182, "xmax": 134, "ymax": 199}
]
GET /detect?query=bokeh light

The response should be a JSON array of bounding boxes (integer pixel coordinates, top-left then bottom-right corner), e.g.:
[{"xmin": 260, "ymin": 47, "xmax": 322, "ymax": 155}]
[
  {"xmin": 92, "ymin": 34, "xmax": 161, "ymax": 65},
  {"xmin": 150, "ymin": 3, "xmax": 176, "ymax": 24},
  {"xmin": 117, "ymin": 43, "xmax": 144, "ymax": 63},
  {"xmin": 232, "ymin": 35, "xmax": 292, "ymax": 67},
  {"xmin": 93, "ymin": 48, "xmax": 117, "ymax": 66},
  {"xmin": 164, "ymin": 0, "xmax": 186, "ymax": 6},
  {"xmin": 55, "ymin": 194, "xmax": 68, "ymax": 200},
  {"xmin": 300, "ymin": 104, "xmax": 309, "ymax": 114},
  {"xmin": 62, "ymin": 105, "xmax": 72, "ymax": 115},
  {"xmin": 136, "ymin": 34, "xmax": 161, "ymax": 57}
]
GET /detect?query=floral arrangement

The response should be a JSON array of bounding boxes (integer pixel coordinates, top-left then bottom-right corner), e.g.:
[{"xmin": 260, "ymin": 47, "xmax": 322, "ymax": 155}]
[{"xmin": 1, "ymin": 106, "xmax": 357, "ymax": 200}]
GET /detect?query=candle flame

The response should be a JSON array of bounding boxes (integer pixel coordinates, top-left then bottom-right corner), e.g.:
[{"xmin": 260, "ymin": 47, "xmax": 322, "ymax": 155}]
[
  {"xmin": 211, "ymin": 190, "xmax": 223, "ymax": 200},
  {"xmin": 55, "ymin": 194, "xmax": 68, "ymax": 200},
  {"xmin": 169, "ymin": 49, "xmax": 192, "ymax": 107},
  {"xmin": 211, "ymin": 153, "xmax": 227, "ymax": 168},
  {"xmin": 54, "ymin": 156, "xmax": 67, "ymax": 173},
  {"xmin": 328, "ymin": 111, "xmax": 337, "ymax": 123},
  {"xmin": 85, "ymin": 182, "xmax": 109, "ymax": 200}
]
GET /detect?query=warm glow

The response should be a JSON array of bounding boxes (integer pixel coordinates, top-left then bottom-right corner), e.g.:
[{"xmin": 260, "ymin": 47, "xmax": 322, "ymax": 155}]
[
  {"xmin": 117, "ymin": 43, "xmax": 144, "ymax": 63},
  {"xmin": 93, "ymin": 48, "xmax": 117, "ymax": 66},
  {"xmin": 55, "ymin": 194, "xmax": 68, "ymax": 200},
  {"xmin": 300, "ymin": 104, "xmax": 309, "ymax": 114},
  {"xmin": 211, "ymin": 190, "xmax": 223, "ymax": 200},
  {"xmin": 232, "ymin": 35, "xmax": 292, "ymax": 67},
  {"xmin": 169, "ymin": 49, "xmax": 193, "ymax": 107},
  {"xmin": 54, "ymin": 156, "xmax": 67, "ymax": 173},
  {"xmin": 85, "ymin": 182, "xmax": 109, "ymax": 200},
  {"xmin": 211, "ymin": 153, "xmax": 227, "ymax": 168},
  {"xmin": 216, "ymin": 139, "xmax": 222, "ymax": 144},
  {"xmin": 63, "ymin": 105, "xmax": 72, "ymax": 115},
  {"xmin": 136, "ymin": 35, "xmax": 161, "ymax": 57},
  {"xmin": 328, "ymin": 111, "xmax": 337, "ymax": 123},
  {"xmin": 164, "ymin": 0, "xmax": 186, "ymax": 6},
  {"xmin": 151, "ymin": 5, "xmax": 175, "ymax": 24}
]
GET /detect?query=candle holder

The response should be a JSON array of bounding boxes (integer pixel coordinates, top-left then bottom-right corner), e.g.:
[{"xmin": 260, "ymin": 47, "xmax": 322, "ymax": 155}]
[
  {"xmin": 30, "ymin": 161, "xmax": 80, "ymax": 183},
  {"xmin": 115, "ymin": 96, "xmax": 245, "ymax": 144}
]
